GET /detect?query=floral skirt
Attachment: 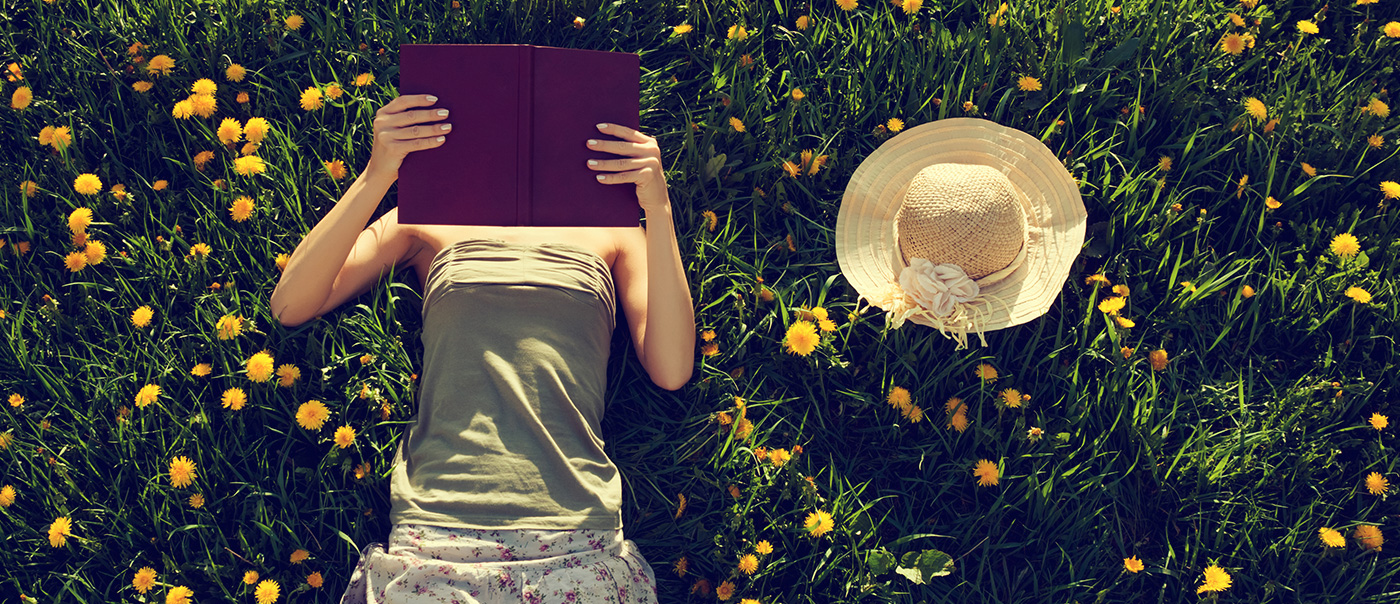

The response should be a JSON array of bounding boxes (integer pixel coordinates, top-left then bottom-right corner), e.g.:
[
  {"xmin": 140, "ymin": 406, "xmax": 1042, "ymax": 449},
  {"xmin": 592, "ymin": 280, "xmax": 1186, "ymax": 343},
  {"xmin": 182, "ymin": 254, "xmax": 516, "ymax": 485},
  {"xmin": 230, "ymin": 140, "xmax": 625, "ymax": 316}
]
[{"xmin": 339, "ymin": 523, "xmax": 657, "ymax": 604}]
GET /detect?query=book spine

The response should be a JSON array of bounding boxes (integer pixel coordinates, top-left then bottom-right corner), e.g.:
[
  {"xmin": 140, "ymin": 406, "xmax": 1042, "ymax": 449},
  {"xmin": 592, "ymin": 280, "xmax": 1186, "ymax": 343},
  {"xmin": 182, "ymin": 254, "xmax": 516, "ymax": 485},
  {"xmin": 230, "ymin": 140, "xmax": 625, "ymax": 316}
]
[{"xmin": 518, "ymin": 45, "xmax": 532, "ymax": 226}]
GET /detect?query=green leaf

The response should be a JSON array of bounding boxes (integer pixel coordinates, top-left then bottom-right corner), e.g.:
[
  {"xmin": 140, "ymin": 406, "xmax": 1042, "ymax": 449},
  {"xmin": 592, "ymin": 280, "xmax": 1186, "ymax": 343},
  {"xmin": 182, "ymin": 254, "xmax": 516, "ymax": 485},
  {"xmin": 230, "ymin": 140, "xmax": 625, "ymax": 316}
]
[
  {"xmin": 867, "ymin": 548, "xmax": 895, "ymax": 575},
  {"xmin": 1096, "ymin": 37, "xmax": 1140, "ymax": 70},
  {"xmin": 893, "ymin": 549, "xmax": 954, "ymax": 584},
  {"xmin": 1063, "ymin": 20, "xmax": 1085, "ymax": 64}
]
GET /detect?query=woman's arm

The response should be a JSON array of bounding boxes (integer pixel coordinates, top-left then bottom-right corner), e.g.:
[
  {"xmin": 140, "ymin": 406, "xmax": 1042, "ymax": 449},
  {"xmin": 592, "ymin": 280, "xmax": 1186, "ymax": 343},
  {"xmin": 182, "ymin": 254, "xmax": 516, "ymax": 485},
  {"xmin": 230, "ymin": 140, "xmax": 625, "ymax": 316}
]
[{"xmin": 640, "ymin": 203, "xmax": 695, "ymax": 390}]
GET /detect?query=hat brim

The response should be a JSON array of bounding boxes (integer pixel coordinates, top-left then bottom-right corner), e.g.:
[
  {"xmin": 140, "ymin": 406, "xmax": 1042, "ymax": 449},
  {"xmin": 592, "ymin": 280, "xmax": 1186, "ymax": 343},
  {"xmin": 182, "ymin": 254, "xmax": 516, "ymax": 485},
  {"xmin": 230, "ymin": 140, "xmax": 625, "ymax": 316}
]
[{"xmin": 836, "ymin": 117, "xmax": 1087, "ymax": 333}]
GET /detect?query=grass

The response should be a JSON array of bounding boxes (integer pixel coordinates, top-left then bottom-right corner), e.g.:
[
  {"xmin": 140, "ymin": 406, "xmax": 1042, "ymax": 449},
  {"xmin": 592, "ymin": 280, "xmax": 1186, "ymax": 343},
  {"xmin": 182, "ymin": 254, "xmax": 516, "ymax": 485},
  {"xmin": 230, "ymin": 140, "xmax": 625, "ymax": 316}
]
[{"xmin": 1, "ymin": 0, "xmax": 1398, "ymax": 602}]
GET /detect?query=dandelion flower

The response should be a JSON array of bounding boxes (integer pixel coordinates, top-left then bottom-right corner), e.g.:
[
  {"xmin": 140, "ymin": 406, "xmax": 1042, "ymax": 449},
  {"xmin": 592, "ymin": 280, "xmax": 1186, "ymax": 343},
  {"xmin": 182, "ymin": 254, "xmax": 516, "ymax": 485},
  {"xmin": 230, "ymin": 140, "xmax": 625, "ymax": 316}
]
[
  {"xmin": 299, "ymin": 86, "xmax": 323, "ymax": 110},
  {"xmin": 836, "ymin": 0, "xmax": 858, "ymax": 11},
  {"xmin": 1320, "ymin": 527, "xmax": 1346, "ymax": 547},
  {"xmin": 1220, "ymin": 33, "xmax": 1246, "ymax": 55},
  {"xmin": 132, "ymin": 567, "xmax": 157, "ymax": 593},
  {"xmin": 1265, "ymin": 196, "xmax": 1281, "ymax": 209},
  {"xmin": 243, "ymin": 570, "xmax": 259, "ymax": 585},
  {"xmin": 737, "ymin": 553, "xmax": 759, "ymax": 574},
  {"xmin": 215, "ymin": 314, "xmax": 244, "ymax": 339},
  {"xmin": 48, "ymin": 516, "xmax": 72, "ymax": 547},
  {"xmin": 1158, "ymin": 156, "xmax": 1172, "ymax": 171},
  {"xmin": 131, "ymin": 305, "xmax": 154, "ymax": 328},
  {"xmin": 306, "ymin": 571, "xmax": 323, "ymax": 588},
  {"xmin": 225, "ymin": 63, "xmax": 246, "ymax": 82},
  {"xmin": 284, "ymin": 14, "xmax": 304, "ymax": 30},
  {"xmin": 169, "ymin": 455, "xmax": 197, "ymax": 488},
  {"xmin": 1355, "ymin": 524, "xmax": 1384, "ymax": 551},
  {"xmin": 1098, "ymin": 296, "xmax": 1127, "ymax": 315},
  {"xmin": 1301, "ymin": 162, "xmax": 1316, "ymax": 177},
  {"xmin": 289, "ymin": 548, "xmax": 310, "ymax": 564},
  {"xmin": 222, "ymin": 387, "xmax": 247, "ymax": 411},
  {"xmin": 1386, "ymin": 22, "xmax": 1400, "ymax": 38},
  {"xmin": 1000, "ymin": 388, "xmax": 1023, "ymax": 409},
  {"xmin": 1366, "ymin": 472, "xmax": 1389, "ymax": 495},
  {"xmin": 246, "ymin": 351, "xmax": 274, "ymax": 382},
  {"xmin": 1297, "ymin": 20, "xmax": 1319, "ymax": 34},
  {"xmin": 1371, "ymin": 413, "xmax": 1389, "ymax": 430},
  {"xmin": 325, "ymin": 83, "xmax": 342, "ymax": 99},
  {"xmin": 231, "ymin": 195, "xmax": 255, "ymax": 222},
  {"xmin": 256, "ymin": 579, "xmax": 280, "ymax": 603},
  {"xmin": 296, "ymin": 400, "xmax": 331, "ymax": 430},
  {"xmin": 276, "ymin": 364, "xmax": 301, "ymax": 387},
  {"xmin": 10, "ymin": 85, "xmax": 32, "ymax": 110},
  {"xmin": 166, "ymin": 586, "xmax": 193, "ymax": 604},
  {"xmin": 1368, "ymin": 134, "xmax": 1384, "ymax": 149},
  {"xmin": 135, "ymin": 383, "xmax": 161, "ymax": 408},
  {"xmin": 1196, "ymin": 564, "xmax": 1232, "ymax": 593},
  {"xmin": 1382, "ymin": 181, "xmax": 1400, "ymax": 200},
  {"xmin": 756, "ymin": 540, "xmax": 773, "ymax": 555},
  {"xmin": 887, "ymin": 117, "xmax": 904, "ymax": 132},
  {"xmin": 233, "ymin": 155, "xmax": 266, "ymax": 176},
  {"xmin": 1243, "ymin": 97, "xmax": 1267, "ymax": 121},
  {"xmin": 0, "ymin": 485, "xmax": 15, "ymax": 507},
  {"xmin": 217, "ymin": 117, "xmax": 242, "ymax": 144},
  {"xmin": 804, "ymin": 509, "xmax": 835, "ymax": 537},
  {"xmin": 975, "ymin": 363, "xmax": 998, "ymax": 381},
  {"xmin": 1327, "ymin": 234, "xmax": 1360, "ymax": 257},
  {"xmin": 171, "ymin": 99, "xmax": 194, "ymax": 119},
  {"xmin": 973, "ymin": 459, "xmax": 1000, "ymax": 486},
  {"xmin": 1123, "ymin": 556, "xmax": 1144, "ymax": 572},
  {"xmin": 324, "ymin": 159, "xmax": 347, "ymax": 180},
  {"xmin": 244, "ymin": 117, "xmax": 270, "ymax": 143},
  {"xmin": 68, "ymin": 207, "xmax": 94, "ymax": 234},
  {"xmin": 132, "ymin": 80, "xmax": 153, "ymax": 92},
  {"xmin": 191, "ymin": 78, "xmax": 217, "ymax": 95},
  {"xmin": 334, "ymin": 425, "xmax": 356, "ymax": 448},
  {"xmin": 146, "ymin": 54, "xmax": 175, "ymax": 76},
  {"xmin": 888, "ymin": 386, "xmax": 912, "ymax": 412},
  {"xmin": 1017, "ymin": 76, "xmax": 1042, "ymax": 91},
  {"xmin": 1149, "ymin": 349, "xmax": 1169, "ymax": 371},
  {"xmin": 354, "ymin": 73, "xmax": 375, "ymax": 87},
  {"xmin": 1345, "ymin": 286, "xmax": 1372, "ymax": 304},
  {"xmin": 1084, "ymin": 273, "xmax": 1111, "ymax": 287},
  {"xmin": 1366, "ymin": 98, "xmax": 1390, "ymax": 119},
  {"xmin": 784, "ymin": 321, "xmax": 820, "ymax": 356},
  {"xmin": 188, "ymin": 493, "xmax": 204, "ymax": 508},
  {"xmin": 74, "ymin": 174, "xmax": 102, "ymax": 196},
  {"xmin": 716, "ymin": 580, "xmax": 736, "ymax": 600},
  {"xmin": 1114, "ymin": 316, "xmax": 1136, "ymax": 328},
  {"xmin": 947, "ymin": 410, "xmax": 969, "ymax": 432}
]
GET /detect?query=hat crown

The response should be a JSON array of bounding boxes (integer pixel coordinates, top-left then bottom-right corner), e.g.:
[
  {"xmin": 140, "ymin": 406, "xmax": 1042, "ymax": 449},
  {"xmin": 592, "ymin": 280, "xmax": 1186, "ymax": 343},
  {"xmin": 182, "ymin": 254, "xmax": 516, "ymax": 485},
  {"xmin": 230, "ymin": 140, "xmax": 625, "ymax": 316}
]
[{"xmin": 894, "ymin": 163, "xmax": 1027, "ymax": 280}]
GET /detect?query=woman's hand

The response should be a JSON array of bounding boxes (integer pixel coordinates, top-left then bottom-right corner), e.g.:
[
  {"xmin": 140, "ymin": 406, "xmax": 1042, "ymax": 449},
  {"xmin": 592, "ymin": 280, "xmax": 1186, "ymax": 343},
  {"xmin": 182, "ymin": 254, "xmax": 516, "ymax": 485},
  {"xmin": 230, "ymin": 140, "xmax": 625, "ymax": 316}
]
[{"xmin": 586, "ymin": 123, "xmax": 670, "ymax": 212}]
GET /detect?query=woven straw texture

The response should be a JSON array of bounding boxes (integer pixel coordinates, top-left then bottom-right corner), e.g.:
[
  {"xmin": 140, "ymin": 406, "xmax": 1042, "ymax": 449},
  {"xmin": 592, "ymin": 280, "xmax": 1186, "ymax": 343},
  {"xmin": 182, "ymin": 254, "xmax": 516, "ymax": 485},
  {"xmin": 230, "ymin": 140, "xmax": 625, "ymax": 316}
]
[
  {"xmin": 894, "ymin": 163, "xmax": 1027, "ymax": 280},
  {"xmin": 835, "ymin": 117, "xmax": 1087, "ymax": 334}
]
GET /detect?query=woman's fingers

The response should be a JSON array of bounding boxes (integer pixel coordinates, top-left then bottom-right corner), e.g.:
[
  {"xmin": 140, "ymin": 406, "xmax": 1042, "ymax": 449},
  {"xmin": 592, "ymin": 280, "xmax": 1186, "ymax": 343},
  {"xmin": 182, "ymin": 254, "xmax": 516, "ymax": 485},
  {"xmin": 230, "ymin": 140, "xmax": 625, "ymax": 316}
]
[
  {"xmin": 585, "ymin": 156, "xmax": 654, "ymax": 173},
  {"xmin": 594, "ymin": 122, "xmax": 653, "ymax": 142}
]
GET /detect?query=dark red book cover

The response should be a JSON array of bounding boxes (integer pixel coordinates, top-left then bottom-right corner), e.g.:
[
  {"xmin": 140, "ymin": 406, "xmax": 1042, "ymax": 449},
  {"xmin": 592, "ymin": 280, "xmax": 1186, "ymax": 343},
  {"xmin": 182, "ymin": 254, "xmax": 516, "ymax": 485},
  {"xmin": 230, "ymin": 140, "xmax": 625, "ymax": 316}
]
[{"xmin": 397, "ymin": 44, "xmax": 642, "ymax": 227}]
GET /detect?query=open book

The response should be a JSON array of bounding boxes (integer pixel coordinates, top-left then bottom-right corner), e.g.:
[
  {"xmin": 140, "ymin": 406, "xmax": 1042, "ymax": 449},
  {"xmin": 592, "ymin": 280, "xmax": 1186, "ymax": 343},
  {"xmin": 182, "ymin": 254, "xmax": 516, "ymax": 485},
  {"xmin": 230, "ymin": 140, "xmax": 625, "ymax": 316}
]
[{"xmin": 397, "ymin": 44, "xmax": 642, "ymax": 227}]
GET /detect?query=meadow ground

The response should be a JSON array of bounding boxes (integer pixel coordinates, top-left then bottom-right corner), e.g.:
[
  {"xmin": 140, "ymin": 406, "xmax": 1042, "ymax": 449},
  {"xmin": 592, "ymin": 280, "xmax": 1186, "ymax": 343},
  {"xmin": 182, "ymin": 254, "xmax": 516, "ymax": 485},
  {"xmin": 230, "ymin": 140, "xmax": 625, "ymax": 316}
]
[{"xmin": 1, "ymin": 0, "xmax": 1398, "ymax": 602}]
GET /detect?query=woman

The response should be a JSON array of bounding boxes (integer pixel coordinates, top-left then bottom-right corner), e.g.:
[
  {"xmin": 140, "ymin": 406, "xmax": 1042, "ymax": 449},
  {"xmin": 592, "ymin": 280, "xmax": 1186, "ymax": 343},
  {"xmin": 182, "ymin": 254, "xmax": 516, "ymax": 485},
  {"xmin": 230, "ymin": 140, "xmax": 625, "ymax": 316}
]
[{"xmin": 269, "ymin": 93, "xmax": 694, "ymax": 603}]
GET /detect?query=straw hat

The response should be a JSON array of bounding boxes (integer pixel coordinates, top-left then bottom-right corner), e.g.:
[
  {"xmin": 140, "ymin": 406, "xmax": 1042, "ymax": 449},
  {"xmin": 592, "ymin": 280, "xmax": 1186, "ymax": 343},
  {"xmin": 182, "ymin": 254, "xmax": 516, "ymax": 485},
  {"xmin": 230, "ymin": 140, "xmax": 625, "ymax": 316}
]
[{"xmin": 835, "ymin": 117, "xmax": 1088, "ymax": 349}]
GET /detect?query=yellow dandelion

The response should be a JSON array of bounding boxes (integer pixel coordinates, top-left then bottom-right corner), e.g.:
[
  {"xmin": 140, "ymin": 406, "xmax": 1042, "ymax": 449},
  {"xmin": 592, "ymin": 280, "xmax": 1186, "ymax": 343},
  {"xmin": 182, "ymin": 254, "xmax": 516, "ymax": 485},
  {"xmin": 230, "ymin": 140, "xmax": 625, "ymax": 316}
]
[
  {"xmin": 10, "ymin": 85, "xmax": 32, "ymax": 110},
  {"xmin": 324, "ymin": 159, "xmax": 347, "ymax": 180},
  {"xmin": 334, "ymin": 425, "xmax": 356, "ymax": 448},
  {"xmin": 246, "ymin": 351, "xmax": 274, "ymax": 382},
  {"xmin": 756, "ymin": 540, "xmax": 773, "ymax": 555},
  {"xmin": 1345, "ymin": 286, "xmax": 1372, "ymax": 304},
  {"xmin": 975, "ymin": 363, "xmax": 998, "ymax": 381},
  {"xmin": 146, "ymin": 54, "xmax": 175, "ymax": 77},
  {"xmin": 1355, "ymin": 524, "xmax": 1384, "ymax": 551},
  {"xmin": 1017, "ymin": 76, "xmax": 1042, "ymax": 92},
  {"xmin": 73, "ymin": 174, "xmax": 102, "ymax": 196},
  {"xmin": 1371, "ymin": 413, "xmax": 1389, "ymax": 430},
  {"xmin": 1331, "ymin": 233, "xmax": 1362, "ymax": 257},
  {"xmin": 225, "ymin": 63, "xmax": 246, "ymax": 82},
  {"xmin": 804, "ymin": 509, "xmax": 835, "ymax": 537},
  {"xmin": 1243, "ymin": 97, "xmax": 1267, "ymax": 121},
  {"xmin": 0, "ymin": 485, "xmax": 15, "ymax": 507},
  {"xmin": 888, "ymin": 386, "xmax": 912, "ymax": 411},
  {"xmin": 1320, "ymin": 527, "xmax": 1346, "ymax": 548},
  {"xmin": 1149, "ymin": 349, "xmax": 1170, "ymax": 371},
  {"xmin": 296, "ymin": 400, "xmax": 331, "ymax": 430},
  {"xmin": 1297, "ymin": 20, "xmax": 1319, "ymax": 34},
  {"xmin": 1158, "ymin": 156, "xmax": 1173, "ymax": 171},
  {"xmin": 277, "ymin": 364, "xmax": 301, "ymax": 387},
  {"xmin": 284, "ymin": 14, "xmax": 304, "ymax": 30},
  {"xmin": 215, "ymin": 314, "xmax": 244, "ymax": 339},
  {"xmin": 166, "ymin": 585, "xmax": 193, "ymax": 604},
  {"xmin": 132, "ymin": 80, "xmax": 153, "ymax": 92},
  {"xmin": 191, "ymin": 78, "xmax": 217, "ymax": 95},
  {"xmin": 1084, "ymin": 273, "xmax": 1111, "ymax": 287},
  {"xmin": 354, "ymin": 72, "xmax": 375, "ymax": 87},
  {"xmin": 244, "ymin": 117, "xmax": 270, "ymax": 143},
  {"xmin": 325, "ymin": 83, "xmax": 342, "ymax": 99},
  {"xmin": 1386, "ymin": 21, "xmax": 1400, "ymax": 38},
  {"xmin": 131, "ymin": 305, "xmax": 154, "ymax": 328},
  {"xmin": 1301, "ymin": 162, "xmax": 1316, "ymax": 177},
  {"xmin": 836, "ymin": 0, "xmax": 858, "ymax": 11},
  {"xmin": 289, "ymin": 548, "xmax": 310, "ymax": 564},
  {"xmin": 886, "ymin": 117, "xmax": 905, "ymax": 133},
  {"xmin": 716, "ymin": 580, "xmax": 736, "ymax": 600},
  {"xmin": 243, "ymin": 570, "xmax": 260, "ymax": 585},
  {"xmin": 1220, "ymin": 33, "xmax": 1246, "ymax": 55},
  {"xmin": 1265, "ymin": 196, "xmax": 1281, "ymax": 209},
  {"xmin": 306, "ymin": 571, "xmax": 323, "ymax": 588},
  {"xmin": 1123, "ymin": 556, "xmax": 1144, "ymax": 573},
  {"xmin": 217, "ymin": 117, "xmax": 243, "ymax": 145},
  {"xmin": 1098, "ymin": 296, "xmax": 1127, "ymax": 316},
  {"xmin": 1366, "ymin": 98, "xmax": 1390, "ymax": 118},
  {"xmin": 230, "ymin": 195, "xmax": 256, "ymax": 222},
  {"xmin": 189, "ymin": 493, "xmax": 204, "ymax": 508},
  {"xmin": 135, "ymin": 383, "xmax": 161, "ymax": 408},
  {"xmin": 672, "ymin": 23, "xmax": 693, "ymax": 35},
  {"xmin": 1000, "ymin": 388, "xmax": 1022, "ymax": 409},
  {"xmin": 1366, "ymin": 472, "xmax": 1389, "ymax": 495},
  {"xmin": 256, "ymin": 578, "xmax": 280, "ymax": 604},
  {"xmin": 222, "ymin": 387, "xmax": 247, "ymax": 411},
  {"xmin": 784, "ymin": 320, "xmax": 820, "ymax": 356},
  {"xmin": 233, "ymin": 155, "xmax": 267, "ymax": 176},
  {"xmin": 737, "ymin": 553, "xmax": 759, "ymax": 574},
  {"xmin": 171, "ymin": 99, "xmax": 194, "ymax": 120},
  {"xmin": 973, "ymin": 459, "xmax": 1000, "ymax": 486},
  {"xmin": 1381, "ymin": 181, "xmax": 1400, "ymax": 199},
  {"xmin": 299, "ymin": 86, "xmax": 323, "ymax": 110},
  {"xmin": 1369, "ymin": 134, "xmax": 1384, "ymax": 149},
  {"xmin": 132, "ymin": 567, "xmax": 158, "ymax": 593},
  {"xmin": 1196, "ymin": 564, "xmax": 1232, "ymax": 593},
  {"xmin": 48, "ymin": 516, "xmax": 72, "ymax": 547},
  {"xmin": 169, "ymin": 455, "xmax": 197, "ymax": 488}
]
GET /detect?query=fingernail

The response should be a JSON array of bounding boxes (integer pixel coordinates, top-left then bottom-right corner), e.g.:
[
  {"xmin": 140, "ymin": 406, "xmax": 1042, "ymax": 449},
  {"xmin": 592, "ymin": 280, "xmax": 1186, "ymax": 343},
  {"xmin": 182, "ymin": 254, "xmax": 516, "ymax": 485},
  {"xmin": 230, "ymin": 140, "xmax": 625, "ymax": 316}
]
[
  {"xmin": 587, "ymin": 140, "xmax": 597, "ymax": 145},
  {"xmin": 426, "ymin": 95, "xmax": 438, "ymax": 102},
  {"xmin": 588, "ymin": 160, "xmax": 597, "ymax": 166},
  {"xmin": 597, "ymin": 123, "xmax": 607, "ymax": 129}
]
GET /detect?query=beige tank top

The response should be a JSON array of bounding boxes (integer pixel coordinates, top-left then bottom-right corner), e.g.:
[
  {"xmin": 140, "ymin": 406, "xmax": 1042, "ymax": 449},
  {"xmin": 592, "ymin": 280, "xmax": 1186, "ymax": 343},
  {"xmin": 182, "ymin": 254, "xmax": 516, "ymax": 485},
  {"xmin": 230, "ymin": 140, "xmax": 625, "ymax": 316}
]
[{"xmin": 388, "ymin": 238, "xmax": 622, "ymax": 530}]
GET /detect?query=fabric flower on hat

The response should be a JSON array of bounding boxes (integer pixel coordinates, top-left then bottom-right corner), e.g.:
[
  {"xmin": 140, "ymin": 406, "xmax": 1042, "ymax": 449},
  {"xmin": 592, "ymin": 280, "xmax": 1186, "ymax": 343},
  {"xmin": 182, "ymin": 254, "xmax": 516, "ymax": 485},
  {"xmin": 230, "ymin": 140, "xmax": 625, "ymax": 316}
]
[{"xmin": 898, "ymin": 258, "xmax": 979, "ymax": 318}]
